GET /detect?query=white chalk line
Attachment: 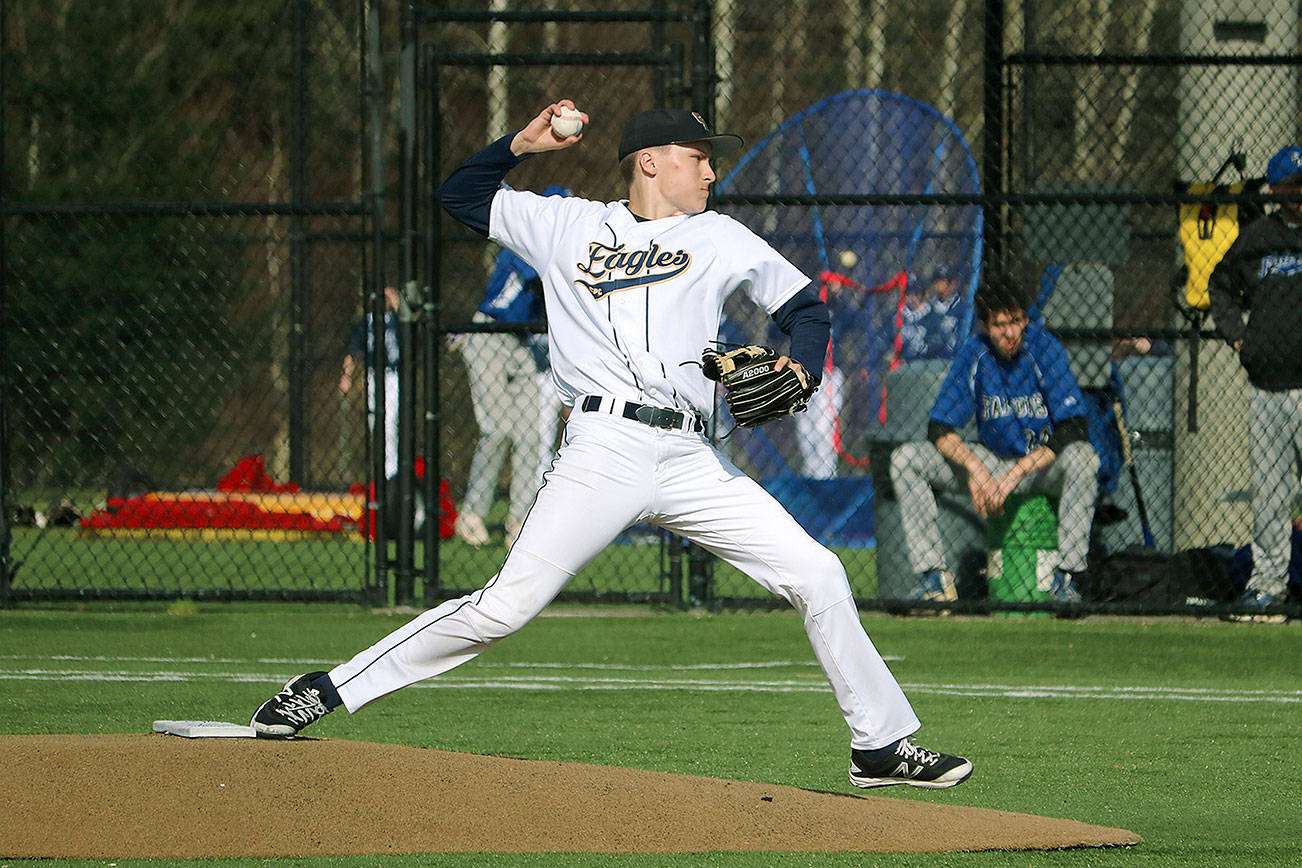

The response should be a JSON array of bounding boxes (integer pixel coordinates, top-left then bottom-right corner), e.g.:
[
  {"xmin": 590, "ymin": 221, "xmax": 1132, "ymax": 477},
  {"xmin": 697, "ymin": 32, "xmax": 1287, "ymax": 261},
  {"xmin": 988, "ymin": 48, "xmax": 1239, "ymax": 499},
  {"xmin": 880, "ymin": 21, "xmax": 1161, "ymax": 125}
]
[
  {"xmin": 0, "ymin": 654, "xmax": 838, "ymax": 670},
  {"xmin": 0, "ymin": 660, "xmax": 1298, "ymax": 703}
]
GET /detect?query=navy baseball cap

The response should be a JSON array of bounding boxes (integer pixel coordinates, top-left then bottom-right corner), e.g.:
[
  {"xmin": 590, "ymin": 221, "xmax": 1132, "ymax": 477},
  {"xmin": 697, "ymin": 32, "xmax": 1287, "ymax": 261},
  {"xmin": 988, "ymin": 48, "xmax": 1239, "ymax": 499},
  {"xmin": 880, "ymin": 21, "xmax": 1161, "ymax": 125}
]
[
  {"xmin": 618, "ymin": 109, "xmax": 743, "ymax": 161},
  {"xmin": 1266, "ymin": 146, "xmax": 1302, "ymax": 185}
]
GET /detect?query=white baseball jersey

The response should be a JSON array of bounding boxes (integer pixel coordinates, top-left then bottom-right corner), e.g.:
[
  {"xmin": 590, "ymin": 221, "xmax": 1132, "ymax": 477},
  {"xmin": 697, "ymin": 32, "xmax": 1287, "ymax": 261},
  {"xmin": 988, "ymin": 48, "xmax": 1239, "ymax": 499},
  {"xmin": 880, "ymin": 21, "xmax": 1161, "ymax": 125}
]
[{"xmin": 489, "ymin": 189, "xmax": 808, "ymax": 414}]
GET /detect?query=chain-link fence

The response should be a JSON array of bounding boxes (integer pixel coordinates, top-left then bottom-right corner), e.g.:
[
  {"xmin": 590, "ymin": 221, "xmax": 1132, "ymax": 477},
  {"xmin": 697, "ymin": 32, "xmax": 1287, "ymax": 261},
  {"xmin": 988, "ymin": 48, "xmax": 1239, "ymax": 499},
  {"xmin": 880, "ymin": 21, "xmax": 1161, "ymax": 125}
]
[
  {"xmin": 5, "ymin": 1, "xmax": 1301, "ymax": 618},
  {"xmin": 2, "ymin": 0, "xmax": 379, "ymax": 601}
]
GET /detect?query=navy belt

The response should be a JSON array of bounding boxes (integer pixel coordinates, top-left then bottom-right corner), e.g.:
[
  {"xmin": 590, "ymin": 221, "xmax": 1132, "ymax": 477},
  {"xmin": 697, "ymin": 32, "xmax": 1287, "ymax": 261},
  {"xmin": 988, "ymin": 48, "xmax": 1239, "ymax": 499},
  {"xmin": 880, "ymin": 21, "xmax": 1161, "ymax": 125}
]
[{"xmin": 579, "ymin": 395, "xmax": 703, "ymax": 433}]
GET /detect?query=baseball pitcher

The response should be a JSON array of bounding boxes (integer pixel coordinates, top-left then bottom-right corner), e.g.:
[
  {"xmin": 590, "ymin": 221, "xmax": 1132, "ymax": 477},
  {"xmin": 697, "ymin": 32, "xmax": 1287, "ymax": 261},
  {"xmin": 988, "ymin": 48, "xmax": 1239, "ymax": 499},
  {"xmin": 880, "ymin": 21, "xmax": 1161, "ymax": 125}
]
[{"xmin": 250, "ymin": 101, "xmax": 972, "ymax": 791}]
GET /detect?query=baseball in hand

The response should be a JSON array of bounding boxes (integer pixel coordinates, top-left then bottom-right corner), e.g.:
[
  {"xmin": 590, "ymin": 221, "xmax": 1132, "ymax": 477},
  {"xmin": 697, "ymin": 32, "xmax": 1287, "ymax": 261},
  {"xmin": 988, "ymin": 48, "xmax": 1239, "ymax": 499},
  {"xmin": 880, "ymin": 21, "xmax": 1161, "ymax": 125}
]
[
  {"xmin": 839, "ymin": 250, "xmax": 859, "ymax": 269},
  {"xmin": 550, "ymin": 107, "xmax": 584, "ymax": 138}
]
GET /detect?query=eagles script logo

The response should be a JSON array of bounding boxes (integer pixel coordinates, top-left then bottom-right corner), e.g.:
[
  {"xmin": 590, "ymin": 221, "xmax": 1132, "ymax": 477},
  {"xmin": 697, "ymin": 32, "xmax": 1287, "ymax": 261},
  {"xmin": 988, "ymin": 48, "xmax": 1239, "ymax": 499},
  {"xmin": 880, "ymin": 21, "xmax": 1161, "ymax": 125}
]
[{"xmin": 576, "ymin": 241, "xmax": 692, "ymax": 299}]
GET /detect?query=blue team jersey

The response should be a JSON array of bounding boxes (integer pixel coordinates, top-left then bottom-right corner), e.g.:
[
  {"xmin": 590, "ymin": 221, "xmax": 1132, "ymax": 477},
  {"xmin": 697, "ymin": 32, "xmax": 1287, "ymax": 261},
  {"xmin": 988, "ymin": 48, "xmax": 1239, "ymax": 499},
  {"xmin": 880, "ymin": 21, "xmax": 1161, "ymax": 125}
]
[
  {"xmin": 899, "ymin": 300, "xmax": 934, "ymax": 362},
  {"xmin": 929, "ymin": 294, "xmax": 970, "ymax": 357},
  {"xmin": 929, "ymin": 323, "xmax": 1087, "ymax": 458},
  {"xmin": 479, "ymin": 248, "xmax": 543, "ymax": 323}
]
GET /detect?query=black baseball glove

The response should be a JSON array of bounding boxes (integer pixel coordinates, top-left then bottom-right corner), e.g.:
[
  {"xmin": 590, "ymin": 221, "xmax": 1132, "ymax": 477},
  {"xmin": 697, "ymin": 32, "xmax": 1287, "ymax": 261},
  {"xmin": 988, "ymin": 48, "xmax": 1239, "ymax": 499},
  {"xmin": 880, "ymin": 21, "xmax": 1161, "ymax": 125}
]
[{"xmin": 701, "ymin": 344, "xmax": 813, "ymax": 428}]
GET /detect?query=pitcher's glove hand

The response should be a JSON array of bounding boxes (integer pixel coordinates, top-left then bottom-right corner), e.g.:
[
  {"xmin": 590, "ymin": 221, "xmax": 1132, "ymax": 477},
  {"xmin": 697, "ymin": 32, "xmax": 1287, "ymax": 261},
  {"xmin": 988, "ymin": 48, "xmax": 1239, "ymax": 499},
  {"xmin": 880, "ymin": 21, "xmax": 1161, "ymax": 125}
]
[{"xmin": 701, "ymin": 345, "xmax": 813, "ymax": 428}]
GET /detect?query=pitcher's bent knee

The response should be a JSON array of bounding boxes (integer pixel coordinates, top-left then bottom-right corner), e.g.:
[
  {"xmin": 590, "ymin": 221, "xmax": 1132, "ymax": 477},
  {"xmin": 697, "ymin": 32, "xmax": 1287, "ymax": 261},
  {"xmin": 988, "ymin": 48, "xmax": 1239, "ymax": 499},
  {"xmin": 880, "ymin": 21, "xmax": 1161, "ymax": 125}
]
[
  {"xmin": 787, "ymin": 544, "xmax": 854, "ymax": 613},
  {"xmin": 452, "ymin": 595, "xmax": 532, "ymax": 644}
]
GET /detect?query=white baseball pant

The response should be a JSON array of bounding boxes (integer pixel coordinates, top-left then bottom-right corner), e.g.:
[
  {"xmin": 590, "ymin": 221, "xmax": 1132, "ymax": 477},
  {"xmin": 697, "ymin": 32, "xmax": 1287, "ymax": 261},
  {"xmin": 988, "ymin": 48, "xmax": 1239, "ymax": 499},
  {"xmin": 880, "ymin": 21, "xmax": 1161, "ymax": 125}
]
[
  {"xmin": 329, "ymin": 402, "xmax": 920, "ymax": 750},
  {"xmin": 796, "ymin": 367, "xmax": 845, "ymax": 480},
  {"xmin": 365, "ymin": 369, "xmax": 400, "ymax": 479},
  {"xmin": 891, "ymin": 439, "xmax": 1100, "ymax": 574}
]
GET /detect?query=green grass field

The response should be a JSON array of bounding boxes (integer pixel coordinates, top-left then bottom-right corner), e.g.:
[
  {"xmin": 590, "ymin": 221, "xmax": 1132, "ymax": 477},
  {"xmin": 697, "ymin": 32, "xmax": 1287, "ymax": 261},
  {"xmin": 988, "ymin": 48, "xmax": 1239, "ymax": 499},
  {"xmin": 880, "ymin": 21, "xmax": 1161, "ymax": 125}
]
[{"xmin": 2, "ymin": 602, "xmax": 1299, "ymax": 866}]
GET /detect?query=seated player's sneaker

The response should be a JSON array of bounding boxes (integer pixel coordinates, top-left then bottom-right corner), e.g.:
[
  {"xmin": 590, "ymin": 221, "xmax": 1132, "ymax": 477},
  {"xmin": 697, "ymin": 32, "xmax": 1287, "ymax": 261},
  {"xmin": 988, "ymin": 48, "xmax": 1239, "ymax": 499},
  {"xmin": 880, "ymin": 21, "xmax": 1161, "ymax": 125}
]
[
  {"xmin": 849, "ymin": 738, "xmax": 973, "ymax": 790},
  {"xmin": 1050, "ymin": 569, "xmax": 1084, "ymax": 604},
  {"xmin": 1223, "ymin": 588, "xmax": 1287, "ymax": 624},
  {"xmin": 905, "ymin": 570, "xmax": 958, "ymax": 603},
  {"xmin": 251, "ymin": 671, "xmax": 333, "ymax": 738}
]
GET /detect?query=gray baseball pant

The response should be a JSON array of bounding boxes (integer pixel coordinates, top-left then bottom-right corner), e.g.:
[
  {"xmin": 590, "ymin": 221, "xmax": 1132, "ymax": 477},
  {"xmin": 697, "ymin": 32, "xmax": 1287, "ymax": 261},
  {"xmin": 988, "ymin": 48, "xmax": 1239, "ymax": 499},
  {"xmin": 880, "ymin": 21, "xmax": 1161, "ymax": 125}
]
[
  {"xmin": 1248, "ymin": 385, "xmax": 1302, "ymax": 595},
  {"xmin": 461, "ymin": 329, "xmax": 544, "ymax": 529},
  {"xmin": 890, "ymin": 440, "xmax": 1100, "ymax": 574}
]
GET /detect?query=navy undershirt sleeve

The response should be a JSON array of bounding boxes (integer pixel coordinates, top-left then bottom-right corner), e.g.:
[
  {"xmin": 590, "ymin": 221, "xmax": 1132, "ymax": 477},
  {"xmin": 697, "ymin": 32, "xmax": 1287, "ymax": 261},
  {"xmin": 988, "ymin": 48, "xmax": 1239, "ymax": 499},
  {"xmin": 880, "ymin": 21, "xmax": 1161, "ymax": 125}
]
[
  {"xmin": 435, "ymin": 133, "xmax": 524, "ymax": 236},
  {"xmin": 771, "ymin": 286, "xmax": 830, "ymax": 386}
]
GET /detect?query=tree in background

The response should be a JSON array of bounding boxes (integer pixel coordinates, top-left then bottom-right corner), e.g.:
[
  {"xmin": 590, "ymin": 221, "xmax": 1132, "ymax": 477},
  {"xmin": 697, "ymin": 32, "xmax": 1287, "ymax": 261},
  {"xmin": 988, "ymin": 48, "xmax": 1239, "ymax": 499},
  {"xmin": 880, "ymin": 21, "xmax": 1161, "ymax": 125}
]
[{"xmin": 3, "ymin": 0, "xmax": 363, "ymax": 490}]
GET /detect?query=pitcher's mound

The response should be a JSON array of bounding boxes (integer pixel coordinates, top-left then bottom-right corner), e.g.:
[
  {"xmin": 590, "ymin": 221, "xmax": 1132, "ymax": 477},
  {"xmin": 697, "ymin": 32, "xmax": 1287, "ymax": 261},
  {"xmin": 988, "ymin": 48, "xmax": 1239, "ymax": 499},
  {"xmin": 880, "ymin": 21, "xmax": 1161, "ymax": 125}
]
[{"xmin": 1, "ymin": 734, "xmax": 1139, "ymax": 858}]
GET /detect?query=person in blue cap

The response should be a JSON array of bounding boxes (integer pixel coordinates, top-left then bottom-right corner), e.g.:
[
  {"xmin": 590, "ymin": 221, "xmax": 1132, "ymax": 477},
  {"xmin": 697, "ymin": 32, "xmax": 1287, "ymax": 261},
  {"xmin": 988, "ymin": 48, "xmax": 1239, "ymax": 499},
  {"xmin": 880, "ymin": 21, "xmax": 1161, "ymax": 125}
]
[
  {"xmin": 924, "ymin": 265, "xmax": 970, "ymax": 359},
  {"xmin": 899, "ymin": 266, "xmax": 970, "ymax": 364},
  {"xmin": 1208, "ymin": 145, "xmax": 1302, "ymax": 621}
]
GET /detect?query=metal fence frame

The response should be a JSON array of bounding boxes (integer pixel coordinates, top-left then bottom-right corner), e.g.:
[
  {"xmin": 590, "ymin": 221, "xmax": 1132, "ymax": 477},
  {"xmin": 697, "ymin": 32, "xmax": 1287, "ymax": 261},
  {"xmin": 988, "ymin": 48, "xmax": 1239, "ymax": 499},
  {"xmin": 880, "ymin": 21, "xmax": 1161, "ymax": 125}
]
[
  {"xmin": 2, "ymin": 1, "xmax": 1299, "ymax": 619},
  {"xmin": 0, "ymin": 0, "xmax": 385, "ymax": 605},
  {"xmin": 411, "ymin": 1, "xmax": 1301, "ymax": 619},
  {"xmin": 406, "ymin": 2, "xmax": 716, "ymax": 608}
]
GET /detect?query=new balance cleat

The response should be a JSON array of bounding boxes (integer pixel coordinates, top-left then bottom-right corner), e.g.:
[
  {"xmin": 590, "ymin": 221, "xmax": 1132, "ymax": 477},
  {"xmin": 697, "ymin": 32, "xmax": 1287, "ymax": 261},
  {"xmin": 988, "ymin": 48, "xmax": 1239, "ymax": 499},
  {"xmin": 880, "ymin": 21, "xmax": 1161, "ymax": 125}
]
[
  {"xmin": 251, "ymin": 671, "xmax": 333, "ymax": 738},
  {"xmin": 849, "ymin": 738, "xmax": 973, "ymax": 790}
]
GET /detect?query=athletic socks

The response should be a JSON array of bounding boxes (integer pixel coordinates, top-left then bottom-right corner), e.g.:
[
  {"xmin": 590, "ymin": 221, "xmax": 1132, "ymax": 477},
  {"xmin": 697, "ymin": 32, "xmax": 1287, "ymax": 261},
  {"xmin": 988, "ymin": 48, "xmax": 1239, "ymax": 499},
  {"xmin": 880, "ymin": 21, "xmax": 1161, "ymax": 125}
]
[{"xmin": 310, "ymin": 673, "xmax": 344, "ymax": 710}]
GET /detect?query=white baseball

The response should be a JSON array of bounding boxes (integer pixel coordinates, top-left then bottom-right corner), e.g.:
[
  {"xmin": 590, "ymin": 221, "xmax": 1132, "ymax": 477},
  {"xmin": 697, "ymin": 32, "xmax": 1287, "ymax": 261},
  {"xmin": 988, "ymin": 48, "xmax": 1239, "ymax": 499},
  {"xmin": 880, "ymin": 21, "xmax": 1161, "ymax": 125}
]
[
  {"xmin": 839, "ymin": 250, "xmax": 858, "ymax": 269},
  {"xmin": 550, "ymin": 107, "xmax": 584, "ymax": 138}
]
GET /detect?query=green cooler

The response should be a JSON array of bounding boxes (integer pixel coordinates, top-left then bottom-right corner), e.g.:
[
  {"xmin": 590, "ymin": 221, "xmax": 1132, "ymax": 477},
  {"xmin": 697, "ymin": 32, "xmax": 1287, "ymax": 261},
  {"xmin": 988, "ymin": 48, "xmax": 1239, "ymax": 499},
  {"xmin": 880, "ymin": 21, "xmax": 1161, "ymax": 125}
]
[{"xmin": 985, "ymin": 493, "xmax": 1058, "ymax": 603}]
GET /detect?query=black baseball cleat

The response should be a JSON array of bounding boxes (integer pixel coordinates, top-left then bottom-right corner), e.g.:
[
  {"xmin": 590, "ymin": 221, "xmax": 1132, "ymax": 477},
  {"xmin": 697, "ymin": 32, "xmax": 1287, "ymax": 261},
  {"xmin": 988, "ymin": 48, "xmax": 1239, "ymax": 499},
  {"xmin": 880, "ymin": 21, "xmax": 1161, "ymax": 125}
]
[
  {"xmin": 251, "ymin": 671, "xmax": 333, "ymax": 738},
  {"xmin": 849, "ymin": 738, "xmax": 973, "ymax": 789}
]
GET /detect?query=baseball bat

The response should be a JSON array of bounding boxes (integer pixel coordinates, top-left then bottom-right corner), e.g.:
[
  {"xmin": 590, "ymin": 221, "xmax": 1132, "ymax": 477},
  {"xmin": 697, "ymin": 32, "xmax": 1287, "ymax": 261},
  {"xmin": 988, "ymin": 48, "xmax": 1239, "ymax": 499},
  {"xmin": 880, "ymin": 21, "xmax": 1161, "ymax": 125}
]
[{"xmin": 1113, "ymin": 398, "xmax": 1155, "ymax": 548}]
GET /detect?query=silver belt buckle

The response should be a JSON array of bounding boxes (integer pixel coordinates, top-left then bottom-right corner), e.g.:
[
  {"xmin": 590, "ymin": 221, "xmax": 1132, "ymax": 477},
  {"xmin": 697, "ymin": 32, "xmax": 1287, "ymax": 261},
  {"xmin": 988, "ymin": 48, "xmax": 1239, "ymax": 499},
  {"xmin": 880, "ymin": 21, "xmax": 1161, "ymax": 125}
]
[{"xmin": 634, "ymin": 405, "xmax": 681, "ymax": 429}]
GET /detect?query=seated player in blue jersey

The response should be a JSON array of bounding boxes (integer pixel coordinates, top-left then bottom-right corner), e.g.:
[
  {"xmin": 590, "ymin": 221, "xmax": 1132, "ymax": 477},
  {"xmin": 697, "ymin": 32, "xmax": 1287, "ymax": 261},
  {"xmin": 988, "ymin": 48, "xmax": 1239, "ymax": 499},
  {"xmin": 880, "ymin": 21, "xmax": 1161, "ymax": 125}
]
[{"xmin": 889, "ymin": 276, "xmax": 1100, "ymax": 604}]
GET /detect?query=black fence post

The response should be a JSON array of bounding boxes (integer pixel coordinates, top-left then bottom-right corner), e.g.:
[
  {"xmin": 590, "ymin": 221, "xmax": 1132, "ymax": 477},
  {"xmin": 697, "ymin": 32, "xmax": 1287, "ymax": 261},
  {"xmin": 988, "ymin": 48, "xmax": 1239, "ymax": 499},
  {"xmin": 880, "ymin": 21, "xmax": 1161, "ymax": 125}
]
[
  {"xmin": 690, "ymin": 0, "xmax": 714, "ymax": 119},
  {"xmin": 668, "ymin": 535, "xmax": 685, "ymax": 607},
  {"xmin": 288, "ymin": 0, "xmax": 309, "ymax": 484},
  {"xmin": 681, "ymin": 0, "xmax": 717, "ymax": 607},
  {"xmin": 982, "ymin": 0, "xmax": 1006, "ymax": 276},
  {"xmin": 391, "ymin": 0, "xmax": 421, "ymax": 607},
  {"xmin": 0, "ymin": 0, "xmax": 11, "ymax": 609},
  {"xmin": 422, "ymin": 45, "xmax": 443, "ymax": 600},
  {"xmin": 687, "ymin": 539, "xmax": 713, "ymax": 609},
  {"xmin": 363, "ymin": 0, "xmax": 388, "ymax": 605}
]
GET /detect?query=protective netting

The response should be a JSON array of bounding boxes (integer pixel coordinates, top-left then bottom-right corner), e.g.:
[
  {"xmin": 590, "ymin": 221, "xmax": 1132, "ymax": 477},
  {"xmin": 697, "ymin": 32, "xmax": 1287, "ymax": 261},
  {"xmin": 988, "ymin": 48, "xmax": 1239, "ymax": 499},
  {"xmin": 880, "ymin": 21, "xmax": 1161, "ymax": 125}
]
[{"xmin": 715, "ymin": 89, "xmax": 981, "ymax": 477}]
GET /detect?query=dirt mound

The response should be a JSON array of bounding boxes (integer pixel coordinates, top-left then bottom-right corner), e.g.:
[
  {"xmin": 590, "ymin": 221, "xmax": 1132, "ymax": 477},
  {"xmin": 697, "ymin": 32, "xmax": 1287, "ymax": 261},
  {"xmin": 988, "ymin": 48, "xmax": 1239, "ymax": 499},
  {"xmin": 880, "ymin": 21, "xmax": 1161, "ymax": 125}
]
[{"xmin": 1, "ymin": 734, "xmax": 1140, "ymax": 858}]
